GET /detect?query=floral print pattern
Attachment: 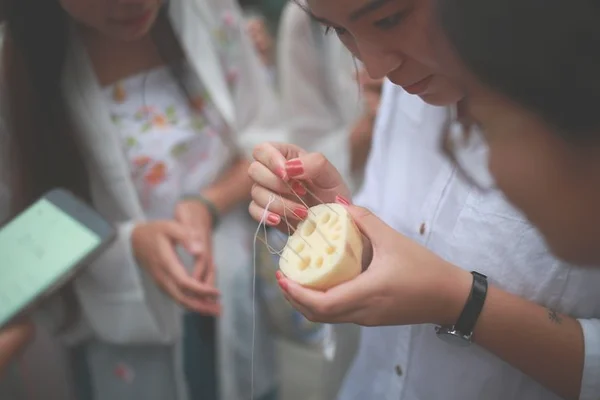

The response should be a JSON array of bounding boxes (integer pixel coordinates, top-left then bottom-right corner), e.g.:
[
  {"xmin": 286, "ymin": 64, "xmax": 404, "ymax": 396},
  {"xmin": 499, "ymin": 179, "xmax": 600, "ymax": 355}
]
[
  {"xmin": 212, "ymin": 10, "xmax": 243, "ymax": 91},
  {"xmin": 102, "ymin": 7, "xmax": 242, "ymax": 217},
  {"xmin": 104, "ymin": 64, "xmax": 230, "ymax": 216}
]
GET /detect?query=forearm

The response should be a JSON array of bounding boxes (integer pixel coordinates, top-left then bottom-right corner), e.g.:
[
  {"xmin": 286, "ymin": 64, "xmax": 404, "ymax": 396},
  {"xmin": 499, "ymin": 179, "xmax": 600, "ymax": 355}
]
[
  {"xmin": 202, "ymin": 157, "xmax": 253, "ymax": 214},
  {"xmin": 471, "ymin": 285, "xmax": 583, "ymax": 399}
]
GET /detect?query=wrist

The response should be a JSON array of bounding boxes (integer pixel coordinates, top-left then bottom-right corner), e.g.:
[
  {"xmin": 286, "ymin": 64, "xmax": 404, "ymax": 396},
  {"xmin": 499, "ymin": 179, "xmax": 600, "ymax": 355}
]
[
  {"xmin": 180, "ymin": 194, "xmax": 220, "ymax": 229},
  {"xmin": 431, "ymin": 265, "xmax": 473, "ymax": 326}
]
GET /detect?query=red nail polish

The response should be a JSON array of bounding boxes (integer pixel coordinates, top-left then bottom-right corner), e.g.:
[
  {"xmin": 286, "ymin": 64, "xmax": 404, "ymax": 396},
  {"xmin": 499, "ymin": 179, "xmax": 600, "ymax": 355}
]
[
  {"xmin": 335, "ymin": 195, "xmax": 351, "ymax": 206},
  {"xmin": 275, "ymin": 271, "xmax": 282, "ymax": 280},
  {"xmin": 267, "ymin": 214, "xmax": 280, "ymax": 225},
  {"xmin": 294, "ymin": 207, "xmax": 308, "ymax": 219},
  {"xmin": 292, "ymin": 182, "xmax": 307, "ymax": 196},
  {"xmin": 286, "ymin": 165, "xmax": 303, "ymax": 177}
]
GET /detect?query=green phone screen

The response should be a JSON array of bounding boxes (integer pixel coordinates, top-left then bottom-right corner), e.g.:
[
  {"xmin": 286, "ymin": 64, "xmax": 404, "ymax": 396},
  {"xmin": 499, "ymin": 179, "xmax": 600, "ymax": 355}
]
[{"xmin": 0, "ymin": 198, "xmax": 101, "ymax": 325}]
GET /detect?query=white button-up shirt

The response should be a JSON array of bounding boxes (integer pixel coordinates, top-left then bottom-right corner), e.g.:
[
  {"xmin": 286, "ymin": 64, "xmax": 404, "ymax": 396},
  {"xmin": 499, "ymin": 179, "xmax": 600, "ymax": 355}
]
[{"xmin": 337, "ymin": 80, "xmax": 600, "ymax": 400}]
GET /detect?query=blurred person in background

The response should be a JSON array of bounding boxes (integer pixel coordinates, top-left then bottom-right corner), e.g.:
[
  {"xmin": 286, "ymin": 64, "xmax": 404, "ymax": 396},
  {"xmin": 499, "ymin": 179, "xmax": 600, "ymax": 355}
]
[
  {"xmin": 246, "ymin": 0, "xmax": 600, "ymax": 399},
  {"xmin": 242, "ymin": 9, "xmax": 276, "ymax": 82},
  {"xmin": 278, "ymin": 1, "xmax": 381, "ymax": 193},
  {"xmin": 0, "ymin": 0, "xmax": 285, "ymax": 400},
  {"xmin": 434, "ymin": 0, "xmax": 600, "ymax": 270}
]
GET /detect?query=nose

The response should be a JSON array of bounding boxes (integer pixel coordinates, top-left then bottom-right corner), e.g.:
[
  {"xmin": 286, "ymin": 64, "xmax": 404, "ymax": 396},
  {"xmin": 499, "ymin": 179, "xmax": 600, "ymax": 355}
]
[{"xmin": 356, "ymin": 42, "xmax": 403, "ymax": 79}]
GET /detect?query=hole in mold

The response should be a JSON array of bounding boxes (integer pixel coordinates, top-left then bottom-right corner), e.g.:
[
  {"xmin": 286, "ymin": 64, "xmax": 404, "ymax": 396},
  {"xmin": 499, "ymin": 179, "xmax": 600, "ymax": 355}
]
[
  {"xmin": 294, "ymin": 241, "xmax": 305, "ymax": 253},
  {"xmin": 301, "ymin": 219, "xmax": 317, "ymax": 237},
  {"xmin": 329, "ymin": 214, "xmax": 339, "ymax": 226},
  {"xmin": 331, "ymin": 233, "xmax": 341, "ymax": 241},
  {"xmin": 321, "ymin": 213, "xmax": 331, "ymax": 224},
  {"xmin": 299, "ymin": 256, "xmax": 311, "ymax": 270},
  {"xmin": 326, "ymin": 246, "xmax": 336, "ymax": 255},
  {"xmin": 334, "ymin": 224, "xmax": 342, "ymax": 231},
  {"xmin": 315, "ymin": 256, "xmax": 324, "ymax": 268}
]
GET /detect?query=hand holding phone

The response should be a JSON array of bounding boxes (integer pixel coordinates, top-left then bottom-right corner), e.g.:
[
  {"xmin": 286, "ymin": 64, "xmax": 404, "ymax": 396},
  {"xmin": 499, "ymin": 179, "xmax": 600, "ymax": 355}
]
[
  {"xmin": 0, "ymin": 189, "xmax": 116, "ymax": 329},
  {"xmin": 0, "ymin": 320, "xmax": 34, "ymax": 374}
]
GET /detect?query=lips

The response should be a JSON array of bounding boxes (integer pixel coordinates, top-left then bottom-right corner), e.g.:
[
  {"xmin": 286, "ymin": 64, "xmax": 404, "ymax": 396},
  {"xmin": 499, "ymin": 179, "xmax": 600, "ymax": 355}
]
[
  {"xmin": 111, "ymin": 10, "xmax": 153, "ymax": 27},
  {"xmin": 403, "ymin": 75, "xmax": 434, "ymax": 95}
]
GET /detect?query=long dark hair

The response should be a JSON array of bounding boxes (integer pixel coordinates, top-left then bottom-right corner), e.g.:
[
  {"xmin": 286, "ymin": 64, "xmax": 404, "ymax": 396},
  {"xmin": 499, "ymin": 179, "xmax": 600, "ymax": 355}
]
[
  {"xmin": 1, "ymin": 1, "xmax": 188, "ymax": 330},
  {"xmin": 436, "ymin": 0, "xmax": 600, "ymax": 140},
  {"xmin": 3, "ymin": 0, "xmax": 89, "ymax": 212},
  {"xmin": 2, "ymin": 0, "xmax": 89, "ymax": 331}
]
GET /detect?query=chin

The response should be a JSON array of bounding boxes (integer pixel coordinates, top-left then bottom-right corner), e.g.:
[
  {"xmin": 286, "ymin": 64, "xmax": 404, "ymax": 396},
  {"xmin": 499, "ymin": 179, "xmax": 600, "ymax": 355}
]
[
  {"xmin": 114, "ymin": 25, "xmax": 153, "ymax": 42},
  {"xmin": 417, "ymin": 78, "xmax": 465, "ymax": 106}
]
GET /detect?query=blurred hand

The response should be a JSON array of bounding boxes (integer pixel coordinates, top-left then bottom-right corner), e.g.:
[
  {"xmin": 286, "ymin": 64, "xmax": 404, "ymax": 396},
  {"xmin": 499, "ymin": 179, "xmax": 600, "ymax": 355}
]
[
  {"xmin": 349, "ymin": 115, "xmax": 375, "ymax": 172},
  {"xmin": 356, "ymin": 68, "xmax": 384, "ymax": 93},
  {"xmin": 356, "ymin": 68, "xmax": 384, "ymax": 119},
  {"xmin": 246, "ymin": 17, "xmax": 274, "ymax": 66},
  {"xmin": 0, "ymin": 320, "xmax": 34, "ymax": 375},
  {"xmin": 132, "ymin": 221, "xmax": 221, "ymax": 316},
  {"xmin": 247, "ymin": 142, "xmax": 351, "ymax": 232},
  {"xmin": 275, "ymin": 202, "xmax": 472, "ymax": 327},
  {"xmin": 175, "ymin": 200, "xmax": 216, "ymax": 287}
]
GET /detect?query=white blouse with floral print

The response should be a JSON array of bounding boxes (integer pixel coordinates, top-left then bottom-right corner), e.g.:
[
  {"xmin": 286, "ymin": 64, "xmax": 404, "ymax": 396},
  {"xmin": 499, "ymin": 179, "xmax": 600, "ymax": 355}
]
[{"xmin": 104, "ymin": 64, "xmax": 233, "ymax": 220}]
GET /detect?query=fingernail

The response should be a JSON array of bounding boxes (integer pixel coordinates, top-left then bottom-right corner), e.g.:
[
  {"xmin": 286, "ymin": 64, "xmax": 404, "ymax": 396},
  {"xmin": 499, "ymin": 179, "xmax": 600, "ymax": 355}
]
[
  {"xmin": 278, "ymin": 279, "xmax": 288, "ymax": 292},
  {"xmin": 335, "ymin": 195, "xmax": 351, "ymax": 206},
  {"xmin": 267, "ymin": 213, "xmax": 280, "ymax": 225},
  {"xmin": 292, "ymin": 181, "xmax": 306, "ymax": 196},
  {"xmin": 285, "ymin": 160, "xmax": 303, "ymax": 177},
  {"xmin": 286, "ymin": 166, "xmax": 303, "ymax": 177},
  {"xmin": 189, "ymin": 242, "xmax": 203, "ymax": 253},
  {"xmin": 294, "ymin": 207, "xmax": 308, "ymax": 219},
  {"xmin": 275, "ymin": 271, "xmax": 282, "ymax": 280}
]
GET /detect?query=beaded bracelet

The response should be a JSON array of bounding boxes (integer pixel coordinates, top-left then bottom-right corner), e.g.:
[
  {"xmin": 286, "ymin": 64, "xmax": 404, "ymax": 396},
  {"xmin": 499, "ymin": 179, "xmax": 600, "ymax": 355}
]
[{"xmin": 180, "ymin": 193, "xmax": 221, "ymax": 229}]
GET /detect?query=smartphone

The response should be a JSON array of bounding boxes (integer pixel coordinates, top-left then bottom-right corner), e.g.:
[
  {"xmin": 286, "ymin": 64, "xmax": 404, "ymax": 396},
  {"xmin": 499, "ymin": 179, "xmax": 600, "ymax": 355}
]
[{"xmin": 0, "ymin": 188, "xmax": 116, "ymax": 329}]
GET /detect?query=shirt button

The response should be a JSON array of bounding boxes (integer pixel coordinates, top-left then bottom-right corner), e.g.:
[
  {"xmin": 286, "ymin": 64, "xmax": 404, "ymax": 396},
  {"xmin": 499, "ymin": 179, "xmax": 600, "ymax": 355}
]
[
  {"xmin": 395, "ymin": 365, "xmax": 403, "ymax": 376},
  {"xmin": 419, "ymin": 223, "xmax": 426, "ymax": 235}
]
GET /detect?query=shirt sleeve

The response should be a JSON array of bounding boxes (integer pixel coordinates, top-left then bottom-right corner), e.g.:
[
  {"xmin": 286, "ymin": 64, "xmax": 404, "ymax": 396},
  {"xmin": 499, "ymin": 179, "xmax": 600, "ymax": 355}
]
[{"xmin": 578, "ymin": 318, "xmax": 600, "ymax": 400}]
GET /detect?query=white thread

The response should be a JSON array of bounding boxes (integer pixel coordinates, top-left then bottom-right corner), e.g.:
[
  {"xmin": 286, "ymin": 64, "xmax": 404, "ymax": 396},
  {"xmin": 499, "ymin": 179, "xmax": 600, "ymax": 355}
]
[
  {"xmin": 251, "ymin": 194, "xmax": 277, "ymax": 400},
  {"xmin": 251, "ymin": 189, "xmax": 337, "ymax": 399}
]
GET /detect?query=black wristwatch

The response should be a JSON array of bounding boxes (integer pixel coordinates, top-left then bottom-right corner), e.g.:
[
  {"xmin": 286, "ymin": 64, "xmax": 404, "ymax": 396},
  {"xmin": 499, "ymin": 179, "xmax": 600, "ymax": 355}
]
[{"xmin": 435, "ymin": 271, "xmax": 488, "ymax": 346}]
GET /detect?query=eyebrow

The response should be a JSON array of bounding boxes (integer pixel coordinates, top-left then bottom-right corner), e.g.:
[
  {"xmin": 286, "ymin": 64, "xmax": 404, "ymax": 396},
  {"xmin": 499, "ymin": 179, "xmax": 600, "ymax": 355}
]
[{"xmin": 349, "ymin": 0, "xmax": 393, "ymax": 21}]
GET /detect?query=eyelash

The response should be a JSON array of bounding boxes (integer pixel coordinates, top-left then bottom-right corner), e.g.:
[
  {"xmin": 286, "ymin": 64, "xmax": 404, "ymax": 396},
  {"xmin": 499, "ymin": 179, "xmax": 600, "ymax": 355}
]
[
  {"xmin": 322, "ymin": 10, "xmax": 406, "ymax": 36},
  {"xmin": 374, "ymin": 11, "xmax": 405, "ymax": 30}
]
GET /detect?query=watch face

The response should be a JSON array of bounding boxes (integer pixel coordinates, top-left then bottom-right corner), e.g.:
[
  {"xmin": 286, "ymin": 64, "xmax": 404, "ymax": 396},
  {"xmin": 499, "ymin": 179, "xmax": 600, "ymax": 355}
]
[{"xmin": 436, "ymin": 329, "xmax": 472, "ymax": 347}]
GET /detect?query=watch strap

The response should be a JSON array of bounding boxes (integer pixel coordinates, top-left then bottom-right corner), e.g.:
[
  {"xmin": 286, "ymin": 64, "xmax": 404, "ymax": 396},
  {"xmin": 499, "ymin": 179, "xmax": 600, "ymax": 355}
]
[{"xmin": 454, "ymin": 271, "xmax": 488, "ymax": 336}]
